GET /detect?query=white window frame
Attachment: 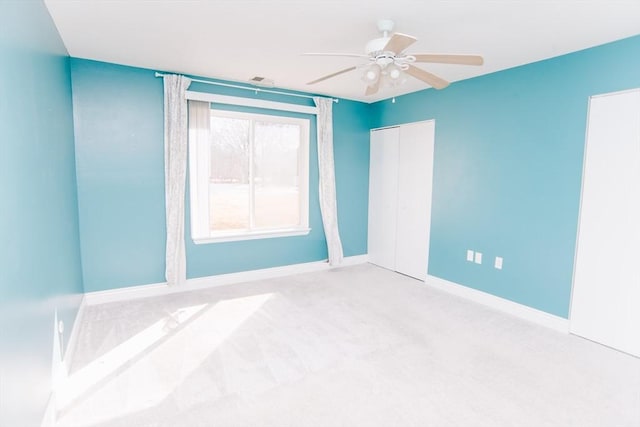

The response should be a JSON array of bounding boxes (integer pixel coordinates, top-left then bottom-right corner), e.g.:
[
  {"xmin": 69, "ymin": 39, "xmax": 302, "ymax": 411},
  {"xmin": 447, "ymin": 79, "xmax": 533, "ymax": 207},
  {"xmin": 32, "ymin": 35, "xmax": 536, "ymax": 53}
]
[{"xmin": 189, "ymin": 106, "xmax": 311, "ymax": 244}]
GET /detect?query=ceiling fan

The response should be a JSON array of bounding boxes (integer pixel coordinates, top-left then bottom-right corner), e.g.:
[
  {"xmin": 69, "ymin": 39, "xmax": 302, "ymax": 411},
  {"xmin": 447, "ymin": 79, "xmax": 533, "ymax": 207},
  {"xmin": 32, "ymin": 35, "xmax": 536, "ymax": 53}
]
[{"xmin": 305, "ymin": 19, "xmax": 484, "ymax": 96}]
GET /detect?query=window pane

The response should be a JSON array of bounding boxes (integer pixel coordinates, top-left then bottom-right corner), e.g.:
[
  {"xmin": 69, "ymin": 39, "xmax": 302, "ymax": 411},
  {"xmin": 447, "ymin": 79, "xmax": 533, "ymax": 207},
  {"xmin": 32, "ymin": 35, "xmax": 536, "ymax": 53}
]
[
  {"xmin": 209, "ymin": 116, "xmax": 250, "ymax": 231},
  {"xmin": 253, "ymin": 121, "xmax": 300, "ymax": 229}
]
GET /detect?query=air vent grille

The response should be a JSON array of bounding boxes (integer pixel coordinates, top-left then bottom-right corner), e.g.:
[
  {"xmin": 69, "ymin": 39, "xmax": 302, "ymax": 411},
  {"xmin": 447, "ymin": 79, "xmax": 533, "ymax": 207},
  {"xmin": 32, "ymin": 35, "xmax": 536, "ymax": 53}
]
[{"xmin": 249, "ymin": 76, "xmax": 275, "ymax": 88}]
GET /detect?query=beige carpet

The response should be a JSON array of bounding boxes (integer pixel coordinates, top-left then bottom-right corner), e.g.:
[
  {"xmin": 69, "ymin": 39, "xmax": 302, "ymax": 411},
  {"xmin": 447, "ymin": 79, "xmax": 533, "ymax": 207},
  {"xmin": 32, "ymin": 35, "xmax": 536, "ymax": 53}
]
[{"xmin": 56, "ymin": 264, "xmax": 640, "ymax": 427}]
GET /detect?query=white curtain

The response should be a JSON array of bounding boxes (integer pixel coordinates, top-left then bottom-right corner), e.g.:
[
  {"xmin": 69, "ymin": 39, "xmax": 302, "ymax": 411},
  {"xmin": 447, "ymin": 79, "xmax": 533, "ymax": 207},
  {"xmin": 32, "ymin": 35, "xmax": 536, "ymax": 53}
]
[
  {"xmin": 314, "ymin": 97, "xmax": 344, "ymax": 265},
  {"xmin": 187, "ymin": 100, "xmax": 212, "ymax": 239},
  {"xmin": 163, "ymin": 74, "xmax": 191, "ymax": 285}
]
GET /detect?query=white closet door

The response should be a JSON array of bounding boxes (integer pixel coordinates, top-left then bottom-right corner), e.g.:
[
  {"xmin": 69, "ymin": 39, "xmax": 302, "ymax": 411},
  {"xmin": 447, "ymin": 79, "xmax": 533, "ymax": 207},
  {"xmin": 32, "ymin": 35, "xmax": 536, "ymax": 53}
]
[
  {"xmin": 368, "ymin": 127, "xmax": 400, "ymax": 270},
  {"xmin": 395, "ymin": 121, "xmax": 435, "ymax": 280},
  {"xmin": 570, "ymin": 89, "xmax": 640, "ymax": 357}
]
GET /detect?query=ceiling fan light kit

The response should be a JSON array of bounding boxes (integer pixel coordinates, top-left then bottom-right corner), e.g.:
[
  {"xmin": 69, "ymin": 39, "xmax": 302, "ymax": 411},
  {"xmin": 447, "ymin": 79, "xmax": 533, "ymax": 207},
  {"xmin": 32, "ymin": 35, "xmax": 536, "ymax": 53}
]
[
  {"xmin": 362, "ymin": 62, "xmax": 406, "ymax": 90},
  {"xmin": 305, "ymin": 19, "xmax": 484, "ymax": 97},
  {"xmin": 387, "ymin": 65, "xmax": 402, "ymax": 80},
  {"xmin": 362, "ymin": 64, "xmax": 380, "ymax": 85}
]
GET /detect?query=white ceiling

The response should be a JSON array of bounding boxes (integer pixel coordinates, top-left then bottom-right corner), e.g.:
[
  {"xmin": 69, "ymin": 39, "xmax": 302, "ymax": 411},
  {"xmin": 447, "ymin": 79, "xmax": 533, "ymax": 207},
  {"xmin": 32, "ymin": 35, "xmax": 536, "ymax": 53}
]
[{"xmin": 45, "ymin": 0, "xmax": 640, "ymax": 103}]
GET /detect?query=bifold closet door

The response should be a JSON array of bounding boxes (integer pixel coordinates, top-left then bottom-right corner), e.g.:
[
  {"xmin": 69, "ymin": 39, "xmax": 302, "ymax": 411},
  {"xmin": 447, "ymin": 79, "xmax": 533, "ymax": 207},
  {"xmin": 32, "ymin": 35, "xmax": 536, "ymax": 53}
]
[
  {"xmin": 394, "ymin": 121, "xmax": 435, "ymax": 281},
  {"xmin": 570, "ymin": 89, "xmax": 640, "ymax": 357},
  {"xmin": 368, "ymin": 126, "xmax": 400, "ymax": 271},
  {"xmin": 368, "ymin": 121, "xmax": 435, "ymax": 280}
]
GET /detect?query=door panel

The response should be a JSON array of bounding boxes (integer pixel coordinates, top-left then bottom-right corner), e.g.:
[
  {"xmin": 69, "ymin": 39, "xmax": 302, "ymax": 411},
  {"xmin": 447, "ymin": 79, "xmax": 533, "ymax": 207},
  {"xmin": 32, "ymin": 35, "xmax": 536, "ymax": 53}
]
[
  {"xmin": 368, "ymin": 127, "xmax": 400, "ymax": 270},
  {"xmin": 395, "ymin": 121, "xmax": 435, "ymax": 280},
  {"xmin": 570, "ymin": 89, "xmax": 640, "ymax": 357}
]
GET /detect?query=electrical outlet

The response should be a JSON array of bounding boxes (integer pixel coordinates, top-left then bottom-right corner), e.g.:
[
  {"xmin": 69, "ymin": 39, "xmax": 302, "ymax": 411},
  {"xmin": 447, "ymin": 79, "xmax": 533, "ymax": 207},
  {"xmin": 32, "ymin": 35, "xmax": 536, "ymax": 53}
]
[
  {"xmin": 466, "ymin": 250, "xmax": 474, "ymax": 262},
  {"xmin": 474, "ymin": 252, "xmax": 482, "ymax": 264},
  {"xmin": 495, "ymin": 256, "xmax": 503, "ymax": 270}
]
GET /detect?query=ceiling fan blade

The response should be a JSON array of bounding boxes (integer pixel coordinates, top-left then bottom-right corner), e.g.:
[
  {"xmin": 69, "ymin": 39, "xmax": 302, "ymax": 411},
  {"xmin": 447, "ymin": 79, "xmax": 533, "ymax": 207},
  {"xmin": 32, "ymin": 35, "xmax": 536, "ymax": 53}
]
[
  {"xmin": 365, "ymin": 80, "xmax": 380, "ymax": 96},
  {"xmin": 307, "ymin": 66, "xmax": 357, "ymax": 85},
  {"xmin": 303, "ymin": 52, "xmax": 369, "ymax": 58},
  {"xmin": 405, "ymin": 65, "xmax": 449, "ymax": 89},
  {"xmin": 413, "ymin": 54, "xmax": 484, "ymax": 66},
  {"xmin": 383, "ymin": 33, "xmax": 417, "ymax": 53}
]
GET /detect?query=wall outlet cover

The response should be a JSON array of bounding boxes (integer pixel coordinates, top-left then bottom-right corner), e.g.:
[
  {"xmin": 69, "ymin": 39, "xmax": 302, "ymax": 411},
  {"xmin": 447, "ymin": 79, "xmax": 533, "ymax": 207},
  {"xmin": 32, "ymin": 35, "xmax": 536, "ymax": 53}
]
[
  {"xmin": 466, "ymin": 250, "xmax": 474, "ymax": 261},
  {"xmin": 474, "ymin": 252, "xmax": 482, "ymax": 264}
]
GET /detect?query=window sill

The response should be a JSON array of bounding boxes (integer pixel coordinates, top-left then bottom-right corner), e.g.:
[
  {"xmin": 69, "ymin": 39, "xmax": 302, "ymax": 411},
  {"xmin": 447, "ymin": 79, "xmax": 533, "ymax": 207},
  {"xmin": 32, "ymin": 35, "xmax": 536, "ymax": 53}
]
[{"xmin": 193, "ymin": 227, "xmax": 311, "ymax": 244}]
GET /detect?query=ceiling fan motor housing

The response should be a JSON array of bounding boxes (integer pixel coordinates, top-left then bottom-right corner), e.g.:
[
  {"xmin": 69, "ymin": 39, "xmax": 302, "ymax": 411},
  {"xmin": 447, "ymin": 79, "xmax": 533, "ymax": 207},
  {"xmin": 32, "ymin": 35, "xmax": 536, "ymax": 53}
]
[
  {"xmin": 365, "ymin": 37, "xmax": 391, "ymax": 55},
  {"xmin": 366, "ymin": 35, "xmax": 414, "ymax": 70}
]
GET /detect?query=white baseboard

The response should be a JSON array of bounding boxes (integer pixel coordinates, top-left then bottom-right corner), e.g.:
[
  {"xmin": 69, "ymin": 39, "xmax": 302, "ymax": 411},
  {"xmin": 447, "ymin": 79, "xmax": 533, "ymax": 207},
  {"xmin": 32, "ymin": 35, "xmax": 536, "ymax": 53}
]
[
  {"xmin": 85, "ymin": 255, "xmax": 369, "ymax": 306},
  {"xmin": 426, "ymin": 274, "xmax": 569, "ymax": 333},
  {"xmin": 84, "ymin": 281, "xmax": 168, "ymax": 306}
]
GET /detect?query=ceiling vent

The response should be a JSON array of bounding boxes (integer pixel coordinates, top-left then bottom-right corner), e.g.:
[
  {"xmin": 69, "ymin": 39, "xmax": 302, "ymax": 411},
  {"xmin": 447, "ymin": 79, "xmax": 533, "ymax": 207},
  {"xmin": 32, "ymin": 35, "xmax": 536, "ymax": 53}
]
[{"xmin": 249, "ymin": 76, "xmax": 275, "ymax": 88}]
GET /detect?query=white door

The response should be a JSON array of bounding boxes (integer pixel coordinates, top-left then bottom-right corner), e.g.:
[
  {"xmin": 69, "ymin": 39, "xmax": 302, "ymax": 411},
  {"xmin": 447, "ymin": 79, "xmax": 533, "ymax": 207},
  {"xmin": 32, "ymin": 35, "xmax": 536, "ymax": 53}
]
[
  {"xmin": 570, "ymin": 89, "xmax": 640, "ymax": 357},
  {"xmin": 395, "ymin": 121, "xmax": 435, "ymax": 280},
  {"xmin": 368, "ymin": 127, "xmax": 400, "ymax": 270}
]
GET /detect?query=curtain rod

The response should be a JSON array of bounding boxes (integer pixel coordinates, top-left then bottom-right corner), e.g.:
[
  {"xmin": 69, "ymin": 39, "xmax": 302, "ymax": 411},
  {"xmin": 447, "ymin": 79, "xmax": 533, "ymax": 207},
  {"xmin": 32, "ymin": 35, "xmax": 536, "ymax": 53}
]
[{"xmin": 155, "ymin": 72, "xmax": 338, "ymax": 103}]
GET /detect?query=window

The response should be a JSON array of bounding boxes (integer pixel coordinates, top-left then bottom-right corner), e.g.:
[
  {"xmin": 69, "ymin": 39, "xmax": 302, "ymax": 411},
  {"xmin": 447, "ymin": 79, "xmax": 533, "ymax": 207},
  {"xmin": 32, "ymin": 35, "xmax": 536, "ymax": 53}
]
[{"xmin": 189, "ymin": 107, "xmax": 310, "ymax": 243}]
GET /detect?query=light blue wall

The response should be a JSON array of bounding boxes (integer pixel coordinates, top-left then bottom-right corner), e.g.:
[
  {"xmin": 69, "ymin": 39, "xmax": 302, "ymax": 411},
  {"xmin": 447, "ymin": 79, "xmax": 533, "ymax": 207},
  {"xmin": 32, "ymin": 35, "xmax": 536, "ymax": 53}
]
[
  {"xmin": 70, "ymin": 60, "xmax": 166, "ymax": 292},
  {"xmin": 371, "ymin": 34, "xmax": 640, "ymax": 318},
  {"xmin": 332, "ymin": 100, "xmax": 371, "ymax": 256},
  {"xmin": 0, "ymin": 1, "xmax": 84, "ymax": 424},
  {"xmin": 70, "ymin": 59, "xmax": 370, "ymax": 291}
]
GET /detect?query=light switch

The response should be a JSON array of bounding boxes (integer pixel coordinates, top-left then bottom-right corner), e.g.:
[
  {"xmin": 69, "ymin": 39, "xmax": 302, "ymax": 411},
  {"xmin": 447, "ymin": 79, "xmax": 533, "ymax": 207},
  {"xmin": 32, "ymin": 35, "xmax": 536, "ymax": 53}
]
[
  {"xmin": 495, "ymin": 256, "xmax": 503, "ymax": 269},
  {"xmin": 474, "ymin": 252, "xmax": 482, "ymax": 264}
]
